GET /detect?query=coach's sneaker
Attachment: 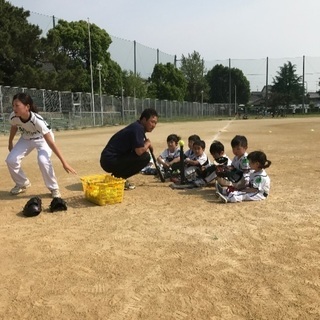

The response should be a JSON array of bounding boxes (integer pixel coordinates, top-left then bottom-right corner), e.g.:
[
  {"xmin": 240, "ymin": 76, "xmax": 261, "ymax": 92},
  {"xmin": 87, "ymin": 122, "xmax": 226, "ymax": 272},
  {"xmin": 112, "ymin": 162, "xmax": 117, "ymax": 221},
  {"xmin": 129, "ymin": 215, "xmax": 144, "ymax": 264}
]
[
  {"xmin": 51, "ymin": 189, "xmax": 61, "ymax": 198},
  {"xmin": 124, "ymin": 180, "xmax": 136, "ymax": 190},
  {"xmin": 10, "ymin": 181, "xmax": 31, "ymax": 195}
]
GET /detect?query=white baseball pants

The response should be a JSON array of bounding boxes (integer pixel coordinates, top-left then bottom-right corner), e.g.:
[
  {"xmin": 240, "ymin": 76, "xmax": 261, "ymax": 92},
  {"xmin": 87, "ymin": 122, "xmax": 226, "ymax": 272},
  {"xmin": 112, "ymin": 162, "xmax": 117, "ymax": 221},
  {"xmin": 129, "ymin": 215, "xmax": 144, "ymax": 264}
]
[{"xmin": 6, "ymin": 136, "xmax": 59, "ymax": 190}]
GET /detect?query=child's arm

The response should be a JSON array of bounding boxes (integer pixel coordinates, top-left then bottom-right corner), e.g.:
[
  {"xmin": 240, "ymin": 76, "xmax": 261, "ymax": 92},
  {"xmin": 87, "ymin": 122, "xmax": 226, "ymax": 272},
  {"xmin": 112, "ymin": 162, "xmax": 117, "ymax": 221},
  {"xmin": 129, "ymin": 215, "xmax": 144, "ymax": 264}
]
[
  {"xmin": 168, "ymin": 157, "xmax": 180, "ymax": 166},
  {"xmin": 8, "ymin": 125, "xmax": 18, "ymax": 151},
  {"xmin": 157, "ymin": 155, "xmax": 168, "ymax": 168},
  {"xmin": 184, "ymin": 158, "xmax": 199, "ymax": 166},
  {"xmin": 43, "ymin": 133, "xmax": 77, "ymax": 174}
]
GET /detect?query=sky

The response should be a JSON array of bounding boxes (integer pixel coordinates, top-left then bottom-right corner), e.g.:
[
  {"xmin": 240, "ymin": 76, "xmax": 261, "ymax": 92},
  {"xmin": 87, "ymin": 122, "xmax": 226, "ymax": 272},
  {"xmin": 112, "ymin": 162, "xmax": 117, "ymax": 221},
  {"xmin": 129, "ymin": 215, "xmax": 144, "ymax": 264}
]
[{"xmin": 7, "ymin": 0, "xmax": 320, "ymax": 91}]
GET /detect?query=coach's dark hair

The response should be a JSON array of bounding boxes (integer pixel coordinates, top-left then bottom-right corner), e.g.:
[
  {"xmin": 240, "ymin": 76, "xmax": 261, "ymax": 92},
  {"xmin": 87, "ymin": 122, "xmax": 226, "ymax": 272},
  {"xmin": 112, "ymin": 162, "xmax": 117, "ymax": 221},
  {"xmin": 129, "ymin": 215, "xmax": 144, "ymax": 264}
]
[
  {"xmin": 248, "ymin": 151, "xmax": 271, "ymax": 169},
  {"xmin": 193, "ymin": 139, "xmax": 206, "ymax": 149},
  {"xmin": 140, "ymin": 108, "xmax": 158, "ymax": 120},
  {"xmin": 12, "ymin": 93, "xmax": 38, "ymax": 113},
  {"xmin": 210, "ymin": 140, "xmax": 225, "ymax": 155},
  {"xmin": 231, "ymin": 135, "xmax": 248, "ymax": 148},
  {"xmin": 167, "ymin": 134, "xmax": 181, "ymax": 143},
  {"xmin": 188, "ymin": 134, "xmax": 201, "ymax": 142}
]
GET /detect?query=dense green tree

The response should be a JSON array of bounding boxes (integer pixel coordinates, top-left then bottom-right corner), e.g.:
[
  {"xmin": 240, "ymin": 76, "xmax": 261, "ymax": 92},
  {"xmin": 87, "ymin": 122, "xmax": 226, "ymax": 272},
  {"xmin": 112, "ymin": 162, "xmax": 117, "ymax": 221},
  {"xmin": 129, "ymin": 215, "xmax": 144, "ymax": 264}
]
[
  {"xmin": 270, "ymin": 61, "xmax": 303, "ymax": 109},
  {"xmin": 122, "ymin": 70, "xmax": 147, "ymax": 98},
  {"xmin": 147, "ymin": 63, "xmax": 187, "ymax": 101},
  {"xmin": 0, "ymin": 1, "xmax": 43, "ymax": 87},
  {"xmin": 179, "ymin": 51, "xmax": 208, "ymax": 102},
  {"xmin": 206, "ymin": 64, "xmax": 250, "ymax": 104},
  {"xmin": 42, "ymin": 19, "xmax": 122, "ymax": 93},
  {"xmin": 104, "ymin": 59, "xmax": 123, "ymax": 96}
]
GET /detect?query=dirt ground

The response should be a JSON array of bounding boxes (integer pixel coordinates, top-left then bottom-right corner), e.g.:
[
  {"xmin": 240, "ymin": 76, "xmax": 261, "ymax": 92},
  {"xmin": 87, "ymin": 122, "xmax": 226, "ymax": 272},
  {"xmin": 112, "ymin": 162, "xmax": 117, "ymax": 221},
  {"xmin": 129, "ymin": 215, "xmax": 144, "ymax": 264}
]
[{"xmin": 0, "ymin": 116, "xmax": 320, "ymax": 320}]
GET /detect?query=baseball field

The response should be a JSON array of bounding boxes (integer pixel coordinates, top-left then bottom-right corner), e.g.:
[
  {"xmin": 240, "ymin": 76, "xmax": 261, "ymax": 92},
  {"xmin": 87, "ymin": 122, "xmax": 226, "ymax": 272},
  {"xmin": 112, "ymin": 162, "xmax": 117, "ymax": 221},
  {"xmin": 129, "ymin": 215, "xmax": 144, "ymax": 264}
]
[{"xmin": 0, "ymin": 116, "xmax": 319, "ymax": 319}]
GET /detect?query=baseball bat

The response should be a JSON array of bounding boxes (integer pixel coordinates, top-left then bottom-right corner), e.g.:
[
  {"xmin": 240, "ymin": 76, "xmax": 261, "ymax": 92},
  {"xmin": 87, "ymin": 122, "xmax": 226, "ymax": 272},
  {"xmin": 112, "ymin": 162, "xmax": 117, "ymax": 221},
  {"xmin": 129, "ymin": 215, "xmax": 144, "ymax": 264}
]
[
  {"xmin": 179, "ymin": 143, "xmax": 187, "ymax": 184},
  {"xmin": 145, "ymin": 135, "xmax": 165, "ymax": 183}
]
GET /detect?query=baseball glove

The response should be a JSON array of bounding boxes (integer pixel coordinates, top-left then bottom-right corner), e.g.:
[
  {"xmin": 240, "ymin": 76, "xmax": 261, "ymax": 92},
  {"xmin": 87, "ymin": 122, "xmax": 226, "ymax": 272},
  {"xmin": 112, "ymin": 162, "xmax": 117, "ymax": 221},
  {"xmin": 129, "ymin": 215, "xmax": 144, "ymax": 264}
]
[
  {"xmin": 49, "ymin": 197, "xmax": 67, "ymax": 212},
  {"xmin": 220, "ymin": 168, "xmax": 243, "ymax": 183},
  {"xmin": 23, "ymin": 196, "xmax": 42, "ymax": 217},
  {"xmin": 215, "ymin": 157, "xmax": 229, "ymax": 165}
]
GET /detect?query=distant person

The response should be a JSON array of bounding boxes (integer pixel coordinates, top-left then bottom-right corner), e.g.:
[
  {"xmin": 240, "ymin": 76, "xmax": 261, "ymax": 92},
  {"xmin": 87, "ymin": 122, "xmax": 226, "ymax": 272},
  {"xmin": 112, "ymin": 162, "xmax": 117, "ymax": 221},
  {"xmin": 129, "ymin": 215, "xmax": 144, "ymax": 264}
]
[
  {"xmin": 100, "ymin": 108, "xmax": 158, "ymax": 190},
  {"xmin": 6, "ymin": 93, "xmax": 77, "ymax": 198},
  {"xmin": 217, "ymin": 151, "xmax": 271, "ymax": 203}
]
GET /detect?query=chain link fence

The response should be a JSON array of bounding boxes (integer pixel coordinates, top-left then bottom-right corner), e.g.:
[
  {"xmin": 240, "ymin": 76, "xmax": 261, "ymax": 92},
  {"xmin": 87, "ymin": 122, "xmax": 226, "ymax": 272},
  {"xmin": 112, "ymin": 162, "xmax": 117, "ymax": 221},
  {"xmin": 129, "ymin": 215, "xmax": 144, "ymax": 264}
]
[{"xmin": 0, "ymin": 85, "xmax": 235, "ymax": 134}]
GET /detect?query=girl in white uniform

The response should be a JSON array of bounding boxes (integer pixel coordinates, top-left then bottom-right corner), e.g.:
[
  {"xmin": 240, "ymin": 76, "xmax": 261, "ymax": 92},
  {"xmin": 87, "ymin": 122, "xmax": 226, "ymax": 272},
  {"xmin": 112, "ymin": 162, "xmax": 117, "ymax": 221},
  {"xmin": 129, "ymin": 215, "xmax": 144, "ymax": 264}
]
[
  {"xmin": 217, "ymin": 151, "xmax": 271, "ymax": 203},
  {"xmin": 6, "ymin": 93, "xmax": 77, "ymax": 197}
]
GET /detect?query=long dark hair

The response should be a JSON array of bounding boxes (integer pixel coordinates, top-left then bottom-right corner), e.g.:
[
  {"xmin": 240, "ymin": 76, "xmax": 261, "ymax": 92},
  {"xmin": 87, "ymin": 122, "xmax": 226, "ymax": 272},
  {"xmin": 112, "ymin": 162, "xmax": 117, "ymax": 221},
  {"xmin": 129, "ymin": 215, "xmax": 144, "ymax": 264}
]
[{"xmin": 12, "ymin": 93, "xmax": 38, "ymax": 113}]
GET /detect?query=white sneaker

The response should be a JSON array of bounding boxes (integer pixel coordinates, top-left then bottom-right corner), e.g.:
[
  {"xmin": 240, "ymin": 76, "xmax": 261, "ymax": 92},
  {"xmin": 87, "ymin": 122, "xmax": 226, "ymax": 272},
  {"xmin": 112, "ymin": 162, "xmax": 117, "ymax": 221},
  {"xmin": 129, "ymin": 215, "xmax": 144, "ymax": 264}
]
[
  {"xmin": 215, "ymin": 181, "xmax": 228, "ymax": 195},
  {"xmin": 10, "ymin": 181, "xmax": 31, "ymax": 195},
  {"xmin": 217, "ymin": 191, "xmax": 228, "ymax": 203},
  {"xmin": 51, "ymin": 189, "xmax": 61, "ymax": 198}
]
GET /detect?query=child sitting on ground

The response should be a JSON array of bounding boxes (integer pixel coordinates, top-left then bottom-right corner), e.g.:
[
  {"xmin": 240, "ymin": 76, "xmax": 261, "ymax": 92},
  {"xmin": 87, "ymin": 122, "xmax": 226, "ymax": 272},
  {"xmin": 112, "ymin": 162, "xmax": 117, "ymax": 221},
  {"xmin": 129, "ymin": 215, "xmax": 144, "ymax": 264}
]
[
  {"xmin": 200, "ymin": 140, "xmax": 233, "ymax": 186},
  {"xmin": 184, "ymin": 139, "xmax": 209, "ymax": 182},
  {"xmin": 217, "ymin": 151, "xmax": 271, "ymax": 203},
  {"xmin": 157, "ymin": 134, "xmax": 181, "ymax": 177},
  {"xmin": 215, "ymin": 135, "xmax": 251, "ymax": 194},
  {"xmin": 184, "ymin": 134, "xmax": 201, "ymax": 160},
  {"xmin": 229, "ymin": 135, "xmax": 251, "ymax": 189}
]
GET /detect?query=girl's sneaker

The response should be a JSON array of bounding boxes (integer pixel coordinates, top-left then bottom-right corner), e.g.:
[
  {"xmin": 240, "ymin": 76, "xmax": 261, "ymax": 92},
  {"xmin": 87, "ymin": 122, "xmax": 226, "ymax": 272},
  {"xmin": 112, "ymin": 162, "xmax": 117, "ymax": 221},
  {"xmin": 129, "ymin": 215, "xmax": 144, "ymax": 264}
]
[
  {"xmin": 51, "ymin": 189, "xmax": 61, "ymax": 198},
  {"xmin": 10, "ymin": 181, "xmax": 31, "ymax": 195}
]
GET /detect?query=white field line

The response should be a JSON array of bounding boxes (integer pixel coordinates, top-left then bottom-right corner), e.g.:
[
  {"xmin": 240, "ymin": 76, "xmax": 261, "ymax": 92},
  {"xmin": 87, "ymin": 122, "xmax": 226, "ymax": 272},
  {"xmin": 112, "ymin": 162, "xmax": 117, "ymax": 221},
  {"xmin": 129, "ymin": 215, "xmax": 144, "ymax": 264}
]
[{"xmin": 212, "ymin": 120, "xmax": 233, "ymax": 141}]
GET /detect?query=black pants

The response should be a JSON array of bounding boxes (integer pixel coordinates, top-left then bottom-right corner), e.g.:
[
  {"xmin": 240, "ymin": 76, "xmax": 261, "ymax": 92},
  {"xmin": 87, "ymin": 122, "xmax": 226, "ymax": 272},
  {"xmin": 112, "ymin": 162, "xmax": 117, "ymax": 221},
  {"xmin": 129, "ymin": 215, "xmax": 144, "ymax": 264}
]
[{"xmin": 100, "ymin": 152, "xmax": 150, "ymax": 179}]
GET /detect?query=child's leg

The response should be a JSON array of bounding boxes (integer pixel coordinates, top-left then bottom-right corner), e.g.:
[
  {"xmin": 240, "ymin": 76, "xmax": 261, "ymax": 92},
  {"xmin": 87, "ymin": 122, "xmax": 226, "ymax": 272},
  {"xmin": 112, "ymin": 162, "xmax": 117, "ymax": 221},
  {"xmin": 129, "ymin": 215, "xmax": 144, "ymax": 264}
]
[
  {"xmin": 35, "ymin": 140, "xmax": 59, "ymax": 191},
  {"xmin": 6, "ymin": 138, "xmax": 33, "ymax": 186},
  {"xmin": 228, "ymin": 191, "xmax": 265, "ymax": 202}
]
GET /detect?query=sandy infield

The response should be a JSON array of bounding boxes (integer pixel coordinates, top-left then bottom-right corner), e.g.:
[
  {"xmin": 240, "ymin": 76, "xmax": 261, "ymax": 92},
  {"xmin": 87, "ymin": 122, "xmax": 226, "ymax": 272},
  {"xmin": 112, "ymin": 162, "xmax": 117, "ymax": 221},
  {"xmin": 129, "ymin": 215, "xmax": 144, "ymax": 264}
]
[{"xmin": 0, "ymin": 117, "xmax": 320, "ymax": 319}]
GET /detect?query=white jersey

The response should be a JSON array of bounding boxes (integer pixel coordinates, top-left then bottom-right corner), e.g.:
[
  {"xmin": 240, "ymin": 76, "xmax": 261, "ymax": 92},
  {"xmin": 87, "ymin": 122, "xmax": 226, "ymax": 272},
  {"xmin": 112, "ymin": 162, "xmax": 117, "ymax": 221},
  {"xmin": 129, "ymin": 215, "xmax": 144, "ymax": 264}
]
[
  {"xmin": 231, "ymin": 153, "xmax": 250, "ymax": 171},
  {"xmin": 231, "ymin": 152, "xmax": 252, "ymax": 188},
  {"xmin": 9, "ymin": 111, "xmax": 52, "ymax": 140},
  {"xmin": 190, "ymin": 152, "xmax": 209, "ymax": 166},
  {"xmin": 159, "ymin": 147, "xmax": 180, "ymax": 162},
  {"xmin": 249, "ymin": 169, "xmax": 270, "ymax": 196},
  {"xmin": 184, "ymin": 149, "xmax": 194, "ymax": 159}
]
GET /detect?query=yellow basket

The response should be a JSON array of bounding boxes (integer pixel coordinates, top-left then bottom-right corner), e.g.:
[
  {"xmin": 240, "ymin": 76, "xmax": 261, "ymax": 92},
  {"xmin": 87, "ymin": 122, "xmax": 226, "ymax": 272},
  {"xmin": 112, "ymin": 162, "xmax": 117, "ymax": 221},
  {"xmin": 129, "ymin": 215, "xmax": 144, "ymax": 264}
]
[{"xmin": 80, "ymin": 174, "xmax": 125, "ymax": 206}]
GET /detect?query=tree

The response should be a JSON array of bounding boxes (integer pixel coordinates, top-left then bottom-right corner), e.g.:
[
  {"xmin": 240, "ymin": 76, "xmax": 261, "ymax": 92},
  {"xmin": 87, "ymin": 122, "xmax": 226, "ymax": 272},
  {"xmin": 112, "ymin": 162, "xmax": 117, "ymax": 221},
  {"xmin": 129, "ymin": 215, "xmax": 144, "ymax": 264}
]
[
  {"xmin": 42, "ymin": 19, "xmax": 122, "ymax": 93},
  {"xmin": 147, "ymin": 63, "xmax": 187, "ymax": 101},
  {"xmin": 206, "ymin": 64, "xmax": 250, "ymax": 104},
  {"xmin": 179, "ymin": 51, "xmax": 208, "ymax": 102},
  {"xmin": 122, "ymin": 70, "xmax": 147, "ymax": 98},
  {"xmin": 0, "ymin": 1, "xmax": 43, "ymax": 87},
  {"xmin": 270, "ymin": 61, "xmax": 303, "ymax": 109},
  {"xmin": 104, "ymin": 59, "xmax": 123, "ymax": 96}
]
